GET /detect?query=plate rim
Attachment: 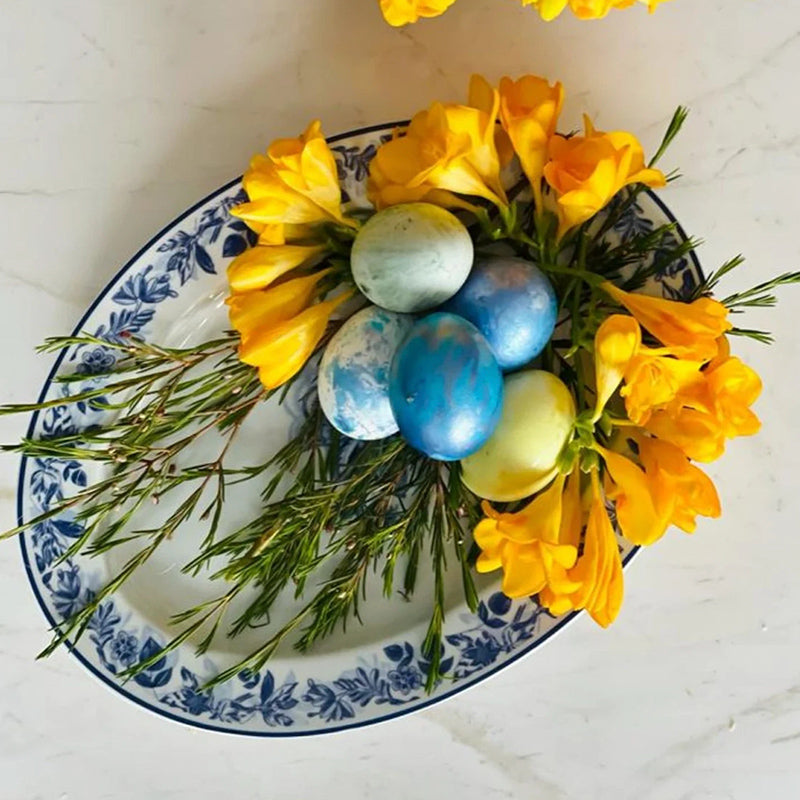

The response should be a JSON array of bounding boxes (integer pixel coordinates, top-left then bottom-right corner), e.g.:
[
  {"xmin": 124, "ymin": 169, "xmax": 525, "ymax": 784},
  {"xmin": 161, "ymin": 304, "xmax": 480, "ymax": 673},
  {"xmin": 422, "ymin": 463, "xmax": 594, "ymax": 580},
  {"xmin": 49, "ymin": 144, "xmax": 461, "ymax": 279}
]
[{"xmin": 15, "ymin": 122, "xmax": 701, "ymax": 736}]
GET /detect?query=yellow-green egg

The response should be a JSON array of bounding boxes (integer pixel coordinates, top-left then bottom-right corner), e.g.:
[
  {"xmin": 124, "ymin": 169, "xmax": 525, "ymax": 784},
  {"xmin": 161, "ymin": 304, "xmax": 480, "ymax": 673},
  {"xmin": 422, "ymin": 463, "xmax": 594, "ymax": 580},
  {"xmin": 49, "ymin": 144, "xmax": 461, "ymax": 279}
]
[{"xmin": 460, "ymin": 370, "xmax": 576, "ymax": 502}]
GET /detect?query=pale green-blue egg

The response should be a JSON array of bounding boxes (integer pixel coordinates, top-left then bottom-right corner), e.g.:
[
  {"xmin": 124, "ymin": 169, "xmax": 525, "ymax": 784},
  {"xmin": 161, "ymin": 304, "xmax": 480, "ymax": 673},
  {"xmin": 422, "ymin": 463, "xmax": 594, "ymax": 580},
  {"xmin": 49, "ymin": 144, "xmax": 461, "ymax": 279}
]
[
  {"xmin": 461, "ymin": 370, "xmax": 576, "ymax": 502},
  {"xmin": 351, "ymin": 203, "xmax": 474, "ymax": 313},
  {"xmin": 318, "ymin": 306, "xmax": 414, "ymax": 440}
]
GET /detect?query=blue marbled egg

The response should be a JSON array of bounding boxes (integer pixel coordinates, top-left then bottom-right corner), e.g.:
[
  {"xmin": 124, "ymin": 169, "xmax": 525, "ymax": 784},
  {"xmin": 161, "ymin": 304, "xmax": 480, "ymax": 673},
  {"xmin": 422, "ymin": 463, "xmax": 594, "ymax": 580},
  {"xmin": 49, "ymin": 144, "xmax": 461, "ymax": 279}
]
[
  {"xmin": 389, "ymin": 312, "xmax": 504, "ymax": 461},
  {"xmin": 318, "ymin": 306, "xmax": 415, "ymax": 441},
  {"xmin": 442, "ymin": 256, "xmax": 558, "ymax": 371}
]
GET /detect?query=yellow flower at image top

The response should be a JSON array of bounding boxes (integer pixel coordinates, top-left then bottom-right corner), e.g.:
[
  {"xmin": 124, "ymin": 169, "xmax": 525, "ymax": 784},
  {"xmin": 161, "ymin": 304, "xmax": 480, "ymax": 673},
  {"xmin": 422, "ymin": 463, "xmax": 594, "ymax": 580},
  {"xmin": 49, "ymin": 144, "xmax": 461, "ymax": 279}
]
[
  {"xmin": 521, "ymin": 0, "xmax": 669, "ymax": 21},
  {"xmin": 379, "ymin": 0, "xmax": 458, "ymax": 26},
  {"xmin": 378, "ymin": 0, "xmax": 671, "ymax": 25}
]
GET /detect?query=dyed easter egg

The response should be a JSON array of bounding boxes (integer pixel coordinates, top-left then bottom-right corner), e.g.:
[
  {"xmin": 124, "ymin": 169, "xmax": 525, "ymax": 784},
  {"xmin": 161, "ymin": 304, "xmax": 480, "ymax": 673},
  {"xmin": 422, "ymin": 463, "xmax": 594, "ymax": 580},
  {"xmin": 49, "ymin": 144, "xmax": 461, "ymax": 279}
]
[
  {"xmin": 442, "ymin": 256, "xmax": 557, "ymax": 371},
  {"xmin": 389, "ymin": 313, "xmax": 503, "ymax": 461},
  {"xmin": 318, "ymin": 306, "xmax": 415, "ymax": 441},
  {"xmin": 461, "ymin": 370, "xmax": 575, "ymax": 502},
  {"xmin": 351, "ymin": 203, "xmax": 474, "ymax": 313}
]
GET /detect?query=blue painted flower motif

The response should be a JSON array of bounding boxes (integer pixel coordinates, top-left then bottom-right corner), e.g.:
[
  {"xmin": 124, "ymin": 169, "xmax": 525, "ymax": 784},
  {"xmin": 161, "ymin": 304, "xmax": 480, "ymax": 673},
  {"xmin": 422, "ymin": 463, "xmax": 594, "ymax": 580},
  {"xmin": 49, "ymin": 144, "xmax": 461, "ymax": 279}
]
[
  {"xmin": 132, "ymin": 637, "xmax": 173, "ymax": 689},
  {"xmin": 303, "ymin": 680, "xmax": 356, "ymax": 722},
  {"xmin": 257, "ymin": 672, "xmax": 299, "ymax": 727},
  {"xmin": 174, "ymin": 669, "xmax": 214, "ymax": 715},
  {"xmin": 109, "ymin": 631, "xmax": 139, "ymax": 667},
  {"xmin": 76, "ymin": 347, "xmax": 117, "ymax": 375},
  {"xmin": 113, "ymin": 265, "xmax": 178, "ymax": 306},
  {"xmin": 462, "ymin": 632, "xmax": 502, "ymax": 668},
  {"xmin": 388, "ymin": 664, "xmax": 423, "ymax": 694},
  {"xmin": 51, "ymin": 564, "xmax": 86, "ymax": 619}
]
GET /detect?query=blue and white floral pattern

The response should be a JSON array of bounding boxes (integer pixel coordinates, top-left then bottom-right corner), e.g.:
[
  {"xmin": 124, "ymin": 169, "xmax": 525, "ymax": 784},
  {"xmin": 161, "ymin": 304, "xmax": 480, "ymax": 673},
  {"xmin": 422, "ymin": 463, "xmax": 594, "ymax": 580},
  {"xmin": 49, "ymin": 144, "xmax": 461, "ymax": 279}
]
[{"xmin": 17, "ymin": 125, "xmax": 703, "ymax": 736}]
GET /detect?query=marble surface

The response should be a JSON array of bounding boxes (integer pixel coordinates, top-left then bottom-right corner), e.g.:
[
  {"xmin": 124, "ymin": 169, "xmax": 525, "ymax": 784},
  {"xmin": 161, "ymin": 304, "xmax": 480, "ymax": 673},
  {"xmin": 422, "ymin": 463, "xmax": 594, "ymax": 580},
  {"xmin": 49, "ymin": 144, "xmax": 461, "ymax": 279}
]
[{"xmin": 1, "ymin": 0, "xmax": 799, "ymax": 797}]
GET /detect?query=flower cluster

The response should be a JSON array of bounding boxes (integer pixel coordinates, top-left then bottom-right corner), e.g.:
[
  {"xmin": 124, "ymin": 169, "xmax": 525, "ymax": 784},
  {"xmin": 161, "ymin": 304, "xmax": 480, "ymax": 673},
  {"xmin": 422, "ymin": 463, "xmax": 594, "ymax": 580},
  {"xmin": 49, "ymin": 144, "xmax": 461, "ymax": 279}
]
[
  {"xmin": 368, "ymin": 75, "xmax": 665, "ymax": 237},
  {"xmin": 379, "ymin": 0, "xmax": 670, "ymax": 27},
  {"xmin": 475, "ymin": 283, "xmax": 761, "ymax": 627},
  {"xmin": 228, "ymin": 121, "xmax": 357, "ymax": 389},
  {"xmin": 227, "ymin": 73, "xmax": 774, "ymax": 639}
]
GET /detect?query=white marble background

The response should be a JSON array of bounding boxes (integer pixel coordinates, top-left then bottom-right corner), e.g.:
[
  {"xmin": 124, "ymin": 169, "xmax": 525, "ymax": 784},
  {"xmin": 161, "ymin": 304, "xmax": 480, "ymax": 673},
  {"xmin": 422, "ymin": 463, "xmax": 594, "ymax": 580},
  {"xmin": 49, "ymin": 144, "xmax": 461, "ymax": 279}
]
[{"xmin": 1, "ymin": 1, "xmax": 799, "ymax": 797}]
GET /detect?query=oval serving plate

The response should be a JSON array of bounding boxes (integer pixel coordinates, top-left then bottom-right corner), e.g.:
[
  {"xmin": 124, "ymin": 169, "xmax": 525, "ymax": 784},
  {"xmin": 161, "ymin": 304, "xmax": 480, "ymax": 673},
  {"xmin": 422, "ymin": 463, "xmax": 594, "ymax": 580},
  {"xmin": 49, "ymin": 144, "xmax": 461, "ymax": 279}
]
[{"xmin": 17, "ymin": 123, "xmax": 702, "ymax": 736}]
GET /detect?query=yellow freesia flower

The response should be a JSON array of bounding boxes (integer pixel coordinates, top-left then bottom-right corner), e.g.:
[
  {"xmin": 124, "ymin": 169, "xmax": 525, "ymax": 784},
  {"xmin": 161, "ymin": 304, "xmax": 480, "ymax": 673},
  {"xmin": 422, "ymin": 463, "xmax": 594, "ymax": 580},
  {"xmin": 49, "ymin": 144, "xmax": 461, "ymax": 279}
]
[
  {"xmin": 599, "ymin": 437, "xmax": 720, "ymax": 544},
  {"xmin": 602, "ymin": 282, "xmax": 731, "ymax": 361},
  {"xmin": 227, "ymin": 271, "xmax": 331, "ymax": 342},
  {"xmin": 599, "ymin": 446, "xmax": 669, "ymax": 545},
  {"xmin": 238, "ymin": 291, "xmax": 352, "ymax": 390},
  {"xmin": 520, "ymin": 0, "xmax": 669, "ymax": 20},
  {"xmin": 232, "ymin": 121, "xmax": 355, "ymax": 240},
  {"xmin": 368, "ymin": 87, "xmax": 509, "ymax": 210},
  {"xmin": 544, "ymin": 117, "xmax": 666, "ymax": 236},
  {"xmin": 704, "ymin": 353, "xmax": 763, "ymax": 439},
  {"xmin": 227, "ymin": 244, "xmax": 327, "ymax": 294},
  {"xmin": 644, "ymin": 347, "xmax": 762, "ymax": 460},
  {"xmin": 497, "ymin": 74, "xmax": 564, "ymax": 207},
  {"xmin": 379, "ymin": 0, "xmax": 458, "ymax": 26},
  {"xmin": 474, "ymin": 474, "xmax": 581, "ymax": 598},
  {"xmin": 635, "ymin": 435, "xmax": 721, "ymax": 533},
  {"xmin": 593, "ymin": 314, "xmax": 705, "ymax": 425},
  {"xmin": 593, "ymin": 314, "xmax": 642, "ymax": 421},
  {"xmin": 644, "ymin": 408, "xmax": 726, "ymax": 463},
  {"xmin": 540, "ymin": 470, "xmax": 624, "ymax": 628}
]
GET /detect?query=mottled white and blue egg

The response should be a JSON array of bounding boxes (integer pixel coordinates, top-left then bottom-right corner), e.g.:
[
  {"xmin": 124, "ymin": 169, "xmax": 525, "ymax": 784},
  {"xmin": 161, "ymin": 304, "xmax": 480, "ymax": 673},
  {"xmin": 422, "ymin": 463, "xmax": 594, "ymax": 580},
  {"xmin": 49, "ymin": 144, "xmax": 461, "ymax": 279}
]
[{"xmin": 318, "ymin": 306, "xmax": 414, "ymax": 441}]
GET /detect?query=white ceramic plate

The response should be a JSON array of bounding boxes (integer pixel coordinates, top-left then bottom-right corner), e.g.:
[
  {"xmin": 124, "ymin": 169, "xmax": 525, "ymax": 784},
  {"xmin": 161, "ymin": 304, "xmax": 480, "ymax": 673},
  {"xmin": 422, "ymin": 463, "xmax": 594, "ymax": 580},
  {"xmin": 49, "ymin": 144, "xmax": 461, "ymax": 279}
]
[{"xmin": 17, "ymin": 123, "xmax": 702, "ymax": 735}]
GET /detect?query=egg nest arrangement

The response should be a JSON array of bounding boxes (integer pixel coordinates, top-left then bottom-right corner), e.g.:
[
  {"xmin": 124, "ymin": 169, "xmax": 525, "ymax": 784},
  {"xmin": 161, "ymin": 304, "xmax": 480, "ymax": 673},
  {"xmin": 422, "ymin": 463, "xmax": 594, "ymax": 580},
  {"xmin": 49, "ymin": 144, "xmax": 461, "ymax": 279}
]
[{"xmin": 5, "ymin": 74, "xmax": 792, "ymax": 692}]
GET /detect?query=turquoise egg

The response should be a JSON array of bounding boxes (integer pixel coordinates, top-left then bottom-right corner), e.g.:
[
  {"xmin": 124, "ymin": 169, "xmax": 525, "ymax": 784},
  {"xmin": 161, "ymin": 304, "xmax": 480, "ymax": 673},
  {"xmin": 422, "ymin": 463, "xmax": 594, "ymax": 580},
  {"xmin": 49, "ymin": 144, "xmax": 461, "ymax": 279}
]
[
  {"xmin": 351, "ymin": 203, "xmax": 474, "ymax": 313},
  {"xmin": 318, "ymin": 306, "xmax": 414, "ymax": 441},
  {"xmin": 389, "ymin": 312, "xmax": 503, "ymax": 461},
  {"xmin": 442, "ymin": 256, "xmax": 557, "ymax": 370}
]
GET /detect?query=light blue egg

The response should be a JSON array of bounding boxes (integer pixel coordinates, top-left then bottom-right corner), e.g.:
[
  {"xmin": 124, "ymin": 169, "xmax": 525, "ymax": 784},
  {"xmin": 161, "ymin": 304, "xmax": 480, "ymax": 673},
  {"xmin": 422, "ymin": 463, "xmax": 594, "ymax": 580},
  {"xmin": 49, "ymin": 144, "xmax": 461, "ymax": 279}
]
[
  {"xmin": 389, "ymin": 312, "xmax": 504, "ymax": 461},
  {"xmin": 351, "ymin": 203, "xmax": 474, "ymax": 313},
  {"xmin": 442, "ymin": 256, "xmax": 558, "ymax": 371},
  {"xmin": 318, "ymin": 306, "xmax": 414, "ymax": 441}
]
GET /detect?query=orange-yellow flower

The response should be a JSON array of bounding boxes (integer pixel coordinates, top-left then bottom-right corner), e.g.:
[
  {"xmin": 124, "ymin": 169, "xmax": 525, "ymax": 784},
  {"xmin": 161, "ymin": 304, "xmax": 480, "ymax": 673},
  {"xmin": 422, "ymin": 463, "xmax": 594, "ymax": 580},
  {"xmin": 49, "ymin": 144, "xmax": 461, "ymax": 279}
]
[
  {"xmin": 644, "ymin": 408, "xmax": 726, "ymax": 463},
  {"xmin": 232, "ymin": 121, "xmax": 355, "ymax": 240},
  {"xmin": 379, "ymin": 0, "xmax": 458, "ymax": 26},
  {"xmin": 593, "ymin": 314, "xmax": 705, "ymax": 425},
  {"xmin": 704, "ymin": 353, "xmax": 762, "ymax": 439},
  {"xmin": 227, "ymin": 271, "xmax": 331, "ymax": 342},
  {"xmin": 622, "ymin": 349, "xmax": 706, "ymax": 426},
  {"xmin": 540, "ymin": 470, "xmax": 624, "ymax": 628},
  {"xmin": 227, "ymin": 244, "xmax": 327, "ymax": 294},
  {"xmin": 635, "ymin": 435, "xmax": 721, "ymax": 533},
  {"xmin": 644, "ymin": 345, "xmax": 762, "ymax": 460},
  {"xmin": 599, "ymin": 446, "xmax": 668, "ymax": 545},
  {"xmin": 497, "ymin": 74, "xmax": 564, "ymax": 207},
  {"xmin": 593, "ymin": 314, "xmax": 642, "ymax": 421},
  {"xmin": 520, "ymin": 0, "xmax": 669, "ymax": 20},
  {"xmin": 544, "ymin": 117, "xmax": 666, "ymax": 236},
  {"xmin": 602, "ymin": 282, "xmax": 731, "ymax": 361},
  {"xmin": 227, "ymin": 269, "xmax": 352, "ymax": 390},
  {"xmin": 236, "ymin": 290, "xmax": 352, "ymax": 390},
  {"xmin": 474, "ymin": 474, "xmax": 581, "ymax": 598},
  {"xmin": 599, "ymin": 439, "xmax": 720, "ymax": 544},
  {"xmin": 368, "ymin": 87, "xmax": 509, "ymax": 210}
]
